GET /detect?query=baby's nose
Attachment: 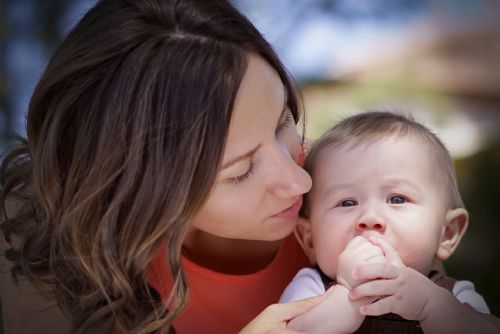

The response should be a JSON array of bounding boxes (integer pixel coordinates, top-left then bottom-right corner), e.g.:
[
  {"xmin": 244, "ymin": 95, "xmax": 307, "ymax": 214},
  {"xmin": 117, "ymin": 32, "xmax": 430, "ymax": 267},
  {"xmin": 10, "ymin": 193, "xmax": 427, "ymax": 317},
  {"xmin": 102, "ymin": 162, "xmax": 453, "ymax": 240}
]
[{"xmin": 356, "ymin": 216, "xmax": 386, "ymax": 233}]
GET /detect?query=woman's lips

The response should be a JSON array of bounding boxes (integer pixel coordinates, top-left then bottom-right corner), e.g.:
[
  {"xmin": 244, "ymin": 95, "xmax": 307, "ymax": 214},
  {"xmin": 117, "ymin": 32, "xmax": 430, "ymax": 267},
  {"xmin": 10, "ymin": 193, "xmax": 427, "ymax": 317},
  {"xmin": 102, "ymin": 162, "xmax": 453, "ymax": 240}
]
[{"xmin": 272, "ymin": 197, "xmax": 303, "ymax": 219}]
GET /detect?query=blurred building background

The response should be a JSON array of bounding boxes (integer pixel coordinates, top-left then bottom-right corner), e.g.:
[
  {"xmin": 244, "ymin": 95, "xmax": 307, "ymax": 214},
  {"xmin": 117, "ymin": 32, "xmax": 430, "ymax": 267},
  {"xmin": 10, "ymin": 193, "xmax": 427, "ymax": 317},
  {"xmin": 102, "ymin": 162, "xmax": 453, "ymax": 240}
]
[{"xmin": 1, "ymin": 0, "xmax": 499, "ymax": 324}]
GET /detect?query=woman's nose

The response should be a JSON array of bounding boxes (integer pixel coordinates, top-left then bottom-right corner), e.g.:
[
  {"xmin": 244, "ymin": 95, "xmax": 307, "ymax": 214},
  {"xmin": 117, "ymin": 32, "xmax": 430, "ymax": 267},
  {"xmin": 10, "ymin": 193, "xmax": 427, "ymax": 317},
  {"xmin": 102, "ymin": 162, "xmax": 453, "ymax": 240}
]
[{"xmin": 267, "ymin": 144, "xmax": 312, "ymax": 198}]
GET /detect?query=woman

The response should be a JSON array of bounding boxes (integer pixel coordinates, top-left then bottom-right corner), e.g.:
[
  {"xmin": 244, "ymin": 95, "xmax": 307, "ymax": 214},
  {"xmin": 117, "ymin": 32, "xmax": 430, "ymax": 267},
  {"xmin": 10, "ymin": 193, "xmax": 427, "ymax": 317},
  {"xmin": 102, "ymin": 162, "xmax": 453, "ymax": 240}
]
[{"xmin": 1, "ymin": 0, "xmax": 319, "ymax": 333}]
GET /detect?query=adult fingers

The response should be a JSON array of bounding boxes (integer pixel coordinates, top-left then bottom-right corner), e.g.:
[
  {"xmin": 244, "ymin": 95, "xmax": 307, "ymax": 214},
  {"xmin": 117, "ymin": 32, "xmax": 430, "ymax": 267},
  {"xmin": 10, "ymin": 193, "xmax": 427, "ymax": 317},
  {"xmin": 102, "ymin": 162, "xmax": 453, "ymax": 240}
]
[
  {"xmin": 239, "ymin": 295, "xmax": 324, "ymax": 334},
  {"xmin": 267, "ymin": 294, "xmax": 325, "ymax": 321}
]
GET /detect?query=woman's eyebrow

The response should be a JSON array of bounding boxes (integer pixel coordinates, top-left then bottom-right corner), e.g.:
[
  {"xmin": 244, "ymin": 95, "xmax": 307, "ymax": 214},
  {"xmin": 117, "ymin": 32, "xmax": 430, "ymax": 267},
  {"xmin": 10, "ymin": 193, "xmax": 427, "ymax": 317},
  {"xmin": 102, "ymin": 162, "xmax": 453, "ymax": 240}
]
[{"xmin": 222, "ymin": 144, "xmax": 261, "ymax": 170}]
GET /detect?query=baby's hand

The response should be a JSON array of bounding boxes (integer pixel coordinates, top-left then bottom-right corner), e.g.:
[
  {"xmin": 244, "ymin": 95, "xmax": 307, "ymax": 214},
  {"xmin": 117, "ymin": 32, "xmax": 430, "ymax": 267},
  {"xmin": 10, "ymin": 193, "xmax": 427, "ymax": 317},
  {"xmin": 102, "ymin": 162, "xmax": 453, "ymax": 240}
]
[
  {"xmin": 349, "ymin": 238, "xmax": 437, "ymax": 322},
  {"xmin": 337, "ymin": 235, "xmax": 387, "ymax": 290}
]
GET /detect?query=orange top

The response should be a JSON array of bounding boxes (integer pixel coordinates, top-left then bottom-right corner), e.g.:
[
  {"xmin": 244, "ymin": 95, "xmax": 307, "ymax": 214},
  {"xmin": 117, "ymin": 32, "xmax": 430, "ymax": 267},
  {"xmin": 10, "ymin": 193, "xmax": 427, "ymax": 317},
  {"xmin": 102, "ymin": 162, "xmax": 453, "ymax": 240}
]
[{"xmin": 148, "ymin": 234, "xmax": 309, "ymax": 334}]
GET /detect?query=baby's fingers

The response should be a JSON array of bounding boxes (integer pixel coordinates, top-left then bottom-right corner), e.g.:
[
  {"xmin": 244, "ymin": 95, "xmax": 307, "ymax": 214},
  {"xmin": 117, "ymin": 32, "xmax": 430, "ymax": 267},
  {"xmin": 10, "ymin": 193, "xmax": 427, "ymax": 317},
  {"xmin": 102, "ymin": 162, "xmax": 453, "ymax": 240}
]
[
  {"xmin": 368, "ymin": 237, "xmax": 403, "ymax": 267},
  {"xmin": 352, "ymin": 262, "xmax": 399, "ymax": 282},
  {"xmin": 359, "ymin": 296, "xmax": 396, "ymax": 316},
  {"xmin": 349, "ymin": 279, "xmax": 398, "ymax": 300}
]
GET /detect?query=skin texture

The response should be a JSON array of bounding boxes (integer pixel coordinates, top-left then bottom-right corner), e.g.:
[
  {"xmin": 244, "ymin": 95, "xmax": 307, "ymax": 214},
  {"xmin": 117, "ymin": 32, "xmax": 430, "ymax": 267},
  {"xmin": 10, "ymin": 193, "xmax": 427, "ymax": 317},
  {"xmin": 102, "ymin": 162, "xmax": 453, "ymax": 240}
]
[{"xmin": 183, "ymin": 54, "xmax": 312, "ymax": 275}]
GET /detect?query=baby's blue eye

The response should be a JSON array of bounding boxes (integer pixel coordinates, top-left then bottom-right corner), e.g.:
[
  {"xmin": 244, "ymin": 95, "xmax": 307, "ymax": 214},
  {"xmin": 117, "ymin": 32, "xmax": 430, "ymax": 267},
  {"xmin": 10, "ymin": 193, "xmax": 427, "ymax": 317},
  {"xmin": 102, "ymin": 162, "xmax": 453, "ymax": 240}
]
[
  {"xmin": 340, "ymin": 199, "xmax": 357, "ymax": 207},
  {"xmin": 389, "ymin": 195, "xmax": 406, "ymax": 204}
]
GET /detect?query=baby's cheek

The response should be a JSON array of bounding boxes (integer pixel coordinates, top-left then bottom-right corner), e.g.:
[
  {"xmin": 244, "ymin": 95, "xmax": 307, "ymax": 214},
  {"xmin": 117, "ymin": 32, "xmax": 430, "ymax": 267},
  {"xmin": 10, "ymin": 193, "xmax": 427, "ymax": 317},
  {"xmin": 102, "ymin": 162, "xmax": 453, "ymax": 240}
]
[
  {"xmin": 316, "ymin": 244, "xmax": 342, "ymax": 279},
  {"xmin": 399, "ymin": 248, "xmax": 435, "ymax": 274},
  {"xmin": 317, "ymin": 260, "xmax": 337, "ymax": 280}
]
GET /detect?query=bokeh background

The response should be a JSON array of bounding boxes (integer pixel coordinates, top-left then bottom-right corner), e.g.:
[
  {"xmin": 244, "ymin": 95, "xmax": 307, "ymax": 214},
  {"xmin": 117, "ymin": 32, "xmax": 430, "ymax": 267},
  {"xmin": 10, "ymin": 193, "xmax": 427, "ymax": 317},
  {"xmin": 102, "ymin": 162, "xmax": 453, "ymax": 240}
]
[{"xmin": 1, "ymin": 0, "xmax": 499, "ymax": 329}]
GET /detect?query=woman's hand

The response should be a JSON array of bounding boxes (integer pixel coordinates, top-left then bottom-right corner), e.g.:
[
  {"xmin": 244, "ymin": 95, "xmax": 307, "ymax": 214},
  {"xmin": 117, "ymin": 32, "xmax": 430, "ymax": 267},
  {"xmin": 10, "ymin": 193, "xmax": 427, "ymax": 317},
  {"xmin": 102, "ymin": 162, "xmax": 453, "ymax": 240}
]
[{"xmin": 239, "ymin": 295, "xmax": 323, "ymax": 334}]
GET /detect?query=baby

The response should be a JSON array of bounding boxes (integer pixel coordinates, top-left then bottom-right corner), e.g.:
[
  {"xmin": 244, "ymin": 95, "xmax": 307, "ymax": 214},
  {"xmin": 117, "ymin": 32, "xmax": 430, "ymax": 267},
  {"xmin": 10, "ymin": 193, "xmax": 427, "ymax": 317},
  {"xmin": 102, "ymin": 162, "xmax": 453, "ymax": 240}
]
[{"xmin": 281, "ymin": 111, "xmax": 498, "ymax": 333}]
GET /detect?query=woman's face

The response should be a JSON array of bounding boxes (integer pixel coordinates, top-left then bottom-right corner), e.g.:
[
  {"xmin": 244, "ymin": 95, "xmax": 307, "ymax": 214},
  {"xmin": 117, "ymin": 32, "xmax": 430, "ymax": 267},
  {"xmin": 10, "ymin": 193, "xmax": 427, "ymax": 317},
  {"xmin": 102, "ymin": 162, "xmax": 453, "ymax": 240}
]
[{"xmin": 189, "ymin": 54, "xmax": 312, "ymax": 241}]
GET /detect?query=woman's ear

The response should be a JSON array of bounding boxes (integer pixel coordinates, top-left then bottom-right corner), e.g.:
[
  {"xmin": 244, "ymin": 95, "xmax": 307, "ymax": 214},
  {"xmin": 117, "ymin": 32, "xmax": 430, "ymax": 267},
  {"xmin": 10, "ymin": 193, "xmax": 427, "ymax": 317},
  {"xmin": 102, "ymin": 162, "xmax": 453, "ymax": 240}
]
[
  {"xmin": 294, "ymin": 217, "xmax": 316, "ymax": 265},
  {"xmin": 436, "ymin": 208, "xmax": 468, "ymax": 260}
]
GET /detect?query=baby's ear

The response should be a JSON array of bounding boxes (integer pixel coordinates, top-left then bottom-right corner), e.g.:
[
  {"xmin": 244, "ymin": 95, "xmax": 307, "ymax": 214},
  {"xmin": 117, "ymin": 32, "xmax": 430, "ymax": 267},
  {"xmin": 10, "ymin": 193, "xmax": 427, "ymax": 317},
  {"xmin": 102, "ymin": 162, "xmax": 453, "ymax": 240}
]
[
  {"xmin": 294, "ymin": 217, "xmax": 316, "ymax": 265},
  {"xmin": 436, "ymin": 208, "xmax": 468, "ymax": 260}
]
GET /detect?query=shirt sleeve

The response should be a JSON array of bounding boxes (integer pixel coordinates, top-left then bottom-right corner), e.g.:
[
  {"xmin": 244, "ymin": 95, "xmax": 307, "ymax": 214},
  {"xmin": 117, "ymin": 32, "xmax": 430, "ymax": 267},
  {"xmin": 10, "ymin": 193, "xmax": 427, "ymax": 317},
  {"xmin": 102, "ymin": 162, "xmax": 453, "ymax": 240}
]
[
  {"xmin": 279, "ymin": 267, "xmax": 326, "ymax": 303},
  {"xmin": 453, "ymin": 280, "xmax": 490, "ymax": 314}
]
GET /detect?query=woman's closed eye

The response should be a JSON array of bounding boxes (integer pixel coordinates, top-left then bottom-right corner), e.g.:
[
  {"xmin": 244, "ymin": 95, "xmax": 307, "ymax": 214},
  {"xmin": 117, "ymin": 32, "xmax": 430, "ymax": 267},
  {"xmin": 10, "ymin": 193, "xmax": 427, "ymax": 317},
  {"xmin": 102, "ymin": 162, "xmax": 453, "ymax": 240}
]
[
  {"xmin": 229, "ymin": 161, "xmax": 256, "ymax": 184},
  {"xmin": 229, "ymin": 107, "xmax": 293, "ymax": 185}
]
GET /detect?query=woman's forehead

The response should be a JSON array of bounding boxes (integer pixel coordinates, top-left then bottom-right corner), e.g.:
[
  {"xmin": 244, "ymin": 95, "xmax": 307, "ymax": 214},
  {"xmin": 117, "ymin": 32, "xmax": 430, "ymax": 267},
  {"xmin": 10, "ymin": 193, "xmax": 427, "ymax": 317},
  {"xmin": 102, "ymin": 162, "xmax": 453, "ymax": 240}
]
[{"xmin": 222, "ymin": 54, "xmax": 286, "ymax": 164}]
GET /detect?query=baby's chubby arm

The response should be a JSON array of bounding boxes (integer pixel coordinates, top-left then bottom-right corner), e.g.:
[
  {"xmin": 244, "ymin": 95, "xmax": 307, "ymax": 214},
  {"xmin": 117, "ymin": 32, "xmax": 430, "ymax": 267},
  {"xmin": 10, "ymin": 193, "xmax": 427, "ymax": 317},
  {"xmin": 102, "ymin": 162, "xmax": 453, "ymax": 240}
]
[
  {"xmin": 349, "ymin": 237, "xmax": 500, "ymax": 334},
  {"xmin": 287, "ymin": 236, "xmax": 387, "ymax": 334}
]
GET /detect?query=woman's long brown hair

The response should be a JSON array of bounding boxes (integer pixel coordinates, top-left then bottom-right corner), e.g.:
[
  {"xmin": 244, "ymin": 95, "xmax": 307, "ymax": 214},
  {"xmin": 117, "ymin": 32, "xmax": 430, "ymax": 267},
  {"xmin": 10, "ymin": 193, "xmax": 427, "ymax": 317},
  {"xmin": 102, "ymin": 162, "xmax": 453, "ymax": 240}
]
[{"xmin": 0, "ymin": 0, "xmax": 302, "ymax": 333}]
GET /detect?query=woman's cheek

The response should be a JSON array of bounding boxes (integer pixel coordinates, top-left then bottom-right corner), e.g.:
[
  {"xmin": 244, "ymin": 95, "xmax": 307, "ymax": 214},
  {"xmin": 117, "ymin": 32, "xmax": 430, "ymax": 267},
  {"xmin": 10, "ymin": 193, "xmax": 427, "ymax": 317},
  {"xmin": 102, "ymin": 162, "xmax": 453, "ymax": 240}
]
[{"xmin": 281, "ymin": 127, "xmax": 302, "ymax": 162}]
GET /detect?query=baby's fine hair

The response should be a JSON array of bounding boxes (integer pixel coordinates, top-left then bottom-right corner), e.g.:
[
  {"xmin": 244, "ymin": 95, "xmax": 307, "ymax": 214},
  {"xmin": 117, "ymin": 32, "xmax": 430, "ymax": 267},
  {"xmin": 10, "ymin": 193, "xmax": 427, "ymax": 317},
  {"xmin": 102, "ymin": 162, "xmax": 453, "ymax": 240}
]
[{"xmin": 302, "ymin": 111, "xmax": 464, "ymax": 216}]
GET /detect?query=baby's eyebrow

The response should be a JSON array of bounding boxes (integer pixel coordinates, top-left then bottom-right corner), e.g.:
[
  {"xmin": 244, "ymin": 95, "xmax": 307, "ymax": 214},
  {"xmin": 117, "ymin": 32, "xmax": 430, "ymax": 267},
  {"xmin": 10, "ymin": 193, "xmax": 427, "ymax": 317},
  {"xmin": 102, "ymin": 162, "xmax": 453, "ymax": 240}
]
[
  {"xmin": 322, "ymin": 182, "xmax": 356, "ymax": 198},
  {"xmin": 381, "ymin": 177, "xmax": 421, "ymax": 189}
]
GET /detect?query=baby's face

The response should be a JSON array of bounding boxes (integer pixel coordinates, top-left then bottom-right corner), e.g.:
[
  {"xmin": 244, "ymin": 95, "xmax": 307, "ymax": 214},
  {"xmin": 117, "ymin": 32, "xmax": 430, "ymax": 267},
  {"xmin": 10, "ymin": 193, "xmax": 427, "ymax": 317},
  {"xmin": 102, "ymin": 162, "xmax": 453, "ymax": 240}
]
[{"xmin": 308, "ymin": 136, "xmax": 451, "ymax": 279}]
